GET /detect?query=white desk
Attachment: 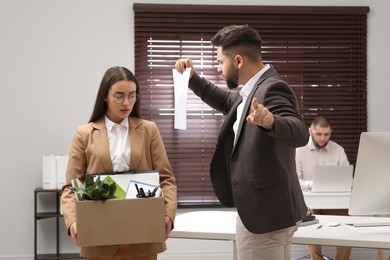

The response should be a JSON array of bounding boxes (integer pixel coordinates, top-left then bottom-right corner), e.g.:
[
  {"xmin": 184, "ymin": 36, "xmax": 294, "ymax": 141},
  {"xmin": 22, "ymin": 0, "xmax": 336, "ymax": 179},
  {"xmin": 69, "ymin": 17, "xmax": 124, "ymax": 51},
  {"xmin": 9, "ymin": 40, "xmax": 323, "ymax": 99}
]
[
  {"xmin": 294, "ymin": 214, "xmax": 390, "ymax": 249},
  {"xmin": 170, "ymin": 210, "xmax": 390, "ymax": 259},
  {"xmin": 171, "ymin": 211, "xmax": 237, "ymax": 259},
  {"xmin": 171, "ymin": 210, "xmax": 236, "ymax": 241},
  {"xmin": 303, "ymin": 191, "xmax": 350, "ymax": 209}
]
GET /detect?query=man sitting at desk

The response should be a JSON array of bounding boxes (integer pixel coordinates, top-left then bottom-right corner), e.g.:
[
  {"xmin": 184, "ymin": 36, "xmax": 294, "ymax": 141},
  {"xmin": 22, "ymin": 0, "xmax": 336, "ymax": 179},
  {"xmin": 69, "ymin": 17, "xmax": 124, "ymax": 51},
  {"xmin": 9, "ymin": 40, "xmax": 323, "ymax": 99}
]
[{"xmin": 296, "ymin": 115, "xmax": 351, "ymax": 260}]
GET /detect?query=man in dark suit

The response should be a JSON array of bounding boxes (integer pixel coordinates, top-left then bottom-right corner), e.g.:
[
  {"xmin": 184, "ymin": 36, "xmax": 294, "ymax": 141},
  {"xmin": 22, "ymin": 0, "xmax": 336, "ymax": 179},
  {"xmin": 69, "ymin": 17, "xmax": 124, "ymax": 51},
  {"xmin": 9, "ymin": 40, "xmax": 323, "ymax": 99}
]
[{"xmin": 175, "ymin": 25, "xmax": 308, "ymax": 260}]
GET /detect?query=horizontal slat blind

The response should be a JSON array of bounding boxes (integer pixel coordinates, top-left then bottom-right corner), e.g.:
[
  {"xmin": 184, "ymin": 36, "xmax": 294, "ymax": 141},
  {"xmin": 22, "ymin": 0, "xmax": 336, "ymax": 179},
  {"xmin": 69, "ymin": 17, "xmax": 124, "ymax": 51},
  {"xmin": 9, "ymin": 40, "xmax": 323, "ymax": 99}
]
[{"xmin": 134, "ymin": 4, "xmax": 368, "ymax": 205}]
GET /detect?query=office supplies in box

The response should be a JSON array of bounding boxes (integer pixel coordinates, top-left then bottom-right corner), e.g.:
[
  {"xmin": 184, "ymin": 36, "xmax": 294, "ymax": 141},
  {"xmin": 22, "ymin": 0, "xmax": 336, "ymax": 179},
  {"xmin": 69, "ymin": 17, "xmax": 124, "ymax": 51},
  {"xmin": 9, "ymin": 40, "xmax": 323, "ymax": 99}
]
[
  {"xmin": 126, "ymin": 180, "xmax": 161, "ymax": 199},
  {"xmin": 91, "ymin": 170, "xmax": 160, "ymax": 198},
  {"xmin": 76, "ymin": 197, "xmax": 165, "ymax": 247}
]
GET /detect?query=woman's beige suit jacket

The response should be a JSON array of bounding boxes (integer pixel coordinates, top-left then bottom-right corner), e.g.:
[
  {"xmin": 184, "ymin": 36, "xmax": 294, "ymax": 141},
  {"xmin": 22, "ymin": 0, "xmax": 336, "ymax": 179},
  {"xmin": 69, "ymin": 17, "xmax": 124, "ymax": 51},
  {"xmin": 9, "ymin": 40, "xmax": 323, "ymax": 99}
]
[{"xmin": 60, "ymin": 117, "xmax": 177, "ymax": 258}]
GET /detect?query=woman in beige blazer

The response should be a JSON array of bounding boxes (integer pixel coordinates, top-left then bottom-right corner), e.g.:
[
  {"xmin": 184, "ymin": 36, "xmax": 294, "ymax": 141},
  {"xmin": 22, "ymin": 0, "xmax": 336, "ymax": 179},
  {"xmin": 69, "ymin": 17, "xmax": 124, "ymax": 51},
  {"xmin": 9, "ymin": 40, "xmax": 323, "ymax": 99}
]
[{"xmin": 60, "ymin": 66, "xmax": 177, "ymax": 260}]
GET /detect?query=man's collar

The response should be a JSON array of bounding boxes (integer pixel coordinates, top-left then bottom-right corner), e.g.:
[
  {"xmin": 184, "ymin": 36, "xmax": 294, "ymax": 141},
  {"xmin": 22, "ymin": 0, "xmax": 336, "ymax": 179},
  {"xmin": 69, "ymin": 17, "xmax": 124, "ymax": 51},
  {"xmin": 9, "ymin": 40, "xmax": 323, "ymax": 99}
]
[
  {"xmin": 308, "ymin": 136, "xmax": 329, "ymax": 151},
  {"xmin": 239, "ymin": 64, "xmax": 270, "ymax": 97}
]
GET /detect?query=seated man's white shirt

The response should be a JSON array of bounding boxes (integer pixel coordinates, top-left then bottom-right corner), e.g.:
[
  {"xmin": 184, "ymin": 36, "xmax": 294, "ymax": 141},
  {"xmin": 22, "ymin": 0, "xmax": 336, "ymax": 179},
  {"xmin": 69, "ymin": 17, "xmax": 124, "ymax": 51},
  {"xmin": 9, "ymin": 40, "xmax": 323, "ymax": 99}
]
[{"xmin": 295, "ymin": 136, "xmax": 349, "ymax": 190}]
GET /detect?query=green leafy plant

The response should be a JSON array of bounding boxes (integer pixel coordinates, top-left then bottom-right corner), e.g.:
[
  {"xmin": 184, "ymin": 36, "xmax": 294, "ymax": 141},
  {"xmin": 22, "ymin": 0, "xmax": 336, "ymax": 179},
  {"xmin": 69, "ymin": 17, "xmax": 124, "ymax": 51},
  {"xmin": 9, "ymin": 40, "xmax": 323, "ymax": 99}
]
[{"xmin": 70, "ymin": 174, "xmax": 117, "ymax": 201}]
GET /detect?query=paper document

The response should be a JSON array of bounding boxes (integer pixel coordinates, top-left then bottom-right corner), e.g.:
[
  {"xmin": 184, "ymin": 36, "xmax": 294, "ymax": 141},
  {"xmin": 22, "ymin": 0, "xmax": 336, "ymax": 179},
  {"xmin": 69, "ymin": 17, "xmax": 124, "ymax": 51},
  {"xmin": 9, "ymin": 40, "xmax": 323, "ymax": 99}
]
[{"xmin": 172, "ymin": 68, "xmax": 191, "ymax": 130}]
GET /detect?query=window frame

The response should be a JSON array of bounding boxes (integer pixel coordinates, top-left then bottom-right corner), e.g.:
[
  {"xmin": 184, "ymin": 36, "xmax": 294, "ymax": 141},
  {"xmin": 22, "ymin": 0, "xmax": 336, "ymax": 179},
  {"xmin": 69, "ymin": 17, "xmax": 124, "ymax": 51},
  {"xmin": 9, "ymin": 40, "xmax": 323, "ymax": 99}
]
[{"xmin": 133, "ymin": 4, "xmax": 369, "ymax": 206}]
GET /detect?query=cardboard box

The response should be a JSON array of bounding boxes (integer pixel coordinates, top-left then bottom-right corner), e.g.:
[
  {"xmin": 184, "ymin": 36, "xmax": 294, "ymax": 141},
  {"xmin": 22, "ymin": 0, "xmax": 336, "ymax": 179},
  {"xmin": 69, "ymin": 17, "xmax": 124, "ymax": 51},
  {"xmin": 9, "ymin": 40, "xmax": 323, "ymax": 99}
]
[{"xmin": 76, "ymin": 197, "xmax": 165, "ymax": 247}]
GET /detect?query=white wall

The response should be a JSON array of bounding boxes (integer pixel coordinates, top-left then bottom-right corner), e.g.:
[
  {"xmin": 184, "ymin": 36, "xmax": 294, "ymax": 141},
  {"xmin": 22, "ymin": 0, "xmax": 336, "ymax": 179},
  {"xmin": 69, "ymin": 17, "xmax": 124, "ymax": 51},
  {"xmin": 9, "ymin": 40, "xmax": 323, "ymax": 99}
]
[{"xmin": 0, "ymin": 0, "xmax": 389, "ymax": 259}]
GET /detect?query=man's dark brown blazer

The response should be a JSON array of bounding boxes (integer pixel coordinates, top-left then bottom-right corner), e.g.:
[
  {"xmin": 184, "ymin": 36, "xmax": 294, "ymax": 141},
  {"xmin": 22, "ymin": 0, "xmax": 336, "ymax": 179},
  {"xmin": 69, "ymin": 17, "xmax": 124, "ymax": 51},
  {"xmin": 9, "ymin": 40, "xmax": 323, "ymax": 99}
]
[{"xmin": 189, "ymin": 65, "xmax": 309, "ymax": 234}]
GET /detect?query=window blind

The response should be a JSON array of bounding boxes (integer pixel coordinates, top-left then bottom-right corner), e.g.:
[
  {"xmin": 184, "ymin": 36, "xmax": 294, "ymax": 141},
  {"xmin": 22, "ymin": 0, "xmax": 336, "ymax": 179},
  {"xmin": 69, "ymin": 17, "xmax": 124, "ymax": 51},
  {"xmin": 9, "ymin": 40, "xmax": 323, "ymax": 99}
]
[{"xmin": 133, "ymin": 4, "xmax": 368, "ymax": 205}]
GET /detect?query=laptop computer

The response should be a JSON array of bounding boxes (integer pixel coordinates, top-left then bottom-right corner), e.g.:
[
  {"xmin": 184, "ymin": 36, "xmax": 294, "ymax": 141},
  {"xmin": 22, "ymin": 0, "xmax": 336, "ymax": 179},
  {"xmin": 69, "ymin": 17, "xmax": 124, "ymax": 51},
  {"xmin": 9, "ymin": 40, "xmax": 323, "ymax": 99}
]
[{"xmin": 311, "ymin": 165, "xmax": 354, "ymax": 193}]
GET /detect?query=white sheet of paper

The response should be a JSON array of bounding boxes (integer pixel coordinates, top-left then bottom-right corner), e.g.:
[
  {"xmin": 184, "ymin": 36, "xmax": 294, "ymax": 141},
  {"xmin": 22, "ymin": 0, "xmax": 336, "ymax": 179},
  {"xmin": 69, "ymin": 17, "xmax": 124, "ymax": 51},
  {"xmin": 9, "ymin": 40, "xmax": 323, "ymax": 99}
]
[{"xmin": 172, "ymin": 68, "xmax": 190, "ymax": 130}]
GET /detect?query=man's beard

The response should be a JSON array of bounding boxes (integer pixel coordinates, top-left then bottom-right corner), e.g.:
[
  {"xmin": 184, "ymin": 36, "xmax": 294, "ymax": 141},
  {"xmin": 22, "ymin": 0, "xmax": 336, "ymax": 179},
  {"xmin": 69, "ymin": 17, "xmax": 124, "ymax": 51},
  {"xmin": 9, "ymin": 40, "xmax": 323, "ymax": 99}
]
[
  {"xmin": 314, "ymin": 140, "xmax": 329, "ymax": 149},
  {"xmin": 226, "ymin": 80, "xmax": 239, "ymax": 89},
  {"xmin": 224, "ymin": 65, "xmax": 239, "ymax": 89}
]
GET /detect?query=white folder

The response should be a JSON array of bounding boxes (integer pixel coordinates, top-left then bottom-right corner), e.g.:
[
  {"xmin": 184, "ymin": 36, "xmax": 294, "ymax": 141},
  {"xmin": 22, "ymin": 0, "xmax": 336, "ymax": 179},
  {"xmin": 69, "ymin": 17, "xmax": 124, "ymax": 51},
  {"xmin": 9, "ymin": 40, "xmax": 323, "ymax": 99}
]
[{"xmin": 42, "ymin": 155, "xmax": 57, "ymax": 189}]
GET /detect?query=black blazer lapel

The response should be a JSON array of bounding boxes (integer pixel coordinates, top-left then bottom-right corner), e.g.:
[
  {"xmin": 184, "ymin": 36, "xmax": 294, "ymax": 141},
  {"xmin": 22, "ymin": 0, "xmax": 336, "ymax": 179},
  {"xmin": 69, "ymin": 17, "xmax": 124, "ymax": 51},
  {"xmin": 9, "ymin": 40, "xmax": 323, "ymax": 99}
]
[{"xmin": 233, "ymin": 66, "xmax": 278, "ymax": 149}]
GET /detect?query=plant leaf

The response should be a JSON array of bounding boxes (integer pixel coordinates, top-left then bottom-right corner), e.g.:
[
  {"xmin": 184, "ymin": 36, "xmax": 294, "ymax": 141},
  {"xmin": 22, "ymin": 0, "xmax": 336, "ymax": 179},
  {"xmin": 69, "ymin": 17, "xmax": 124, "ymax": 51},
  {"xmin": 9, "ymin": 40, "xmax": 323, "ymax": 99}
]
[{"xmin": 70, "ymin": 174, "xmax": 117, "ymax": 201}]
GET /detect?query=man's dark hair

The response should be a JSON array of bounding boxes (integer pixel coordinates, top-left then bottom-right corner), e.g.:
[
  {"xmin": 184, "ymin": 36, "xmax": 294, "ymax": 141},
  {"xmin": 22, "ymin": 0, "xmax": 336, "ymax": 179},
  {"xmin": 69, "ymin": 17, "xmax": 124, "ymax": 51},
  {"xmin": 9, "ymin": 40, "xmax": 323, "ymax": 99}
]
[
  {"xmin": 210, "ymin": 25, "xmax": 262, "ymax": 63},
  {"xmin": 311, "ymin": 116, "xmax": 332, "ymax": 129}
]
